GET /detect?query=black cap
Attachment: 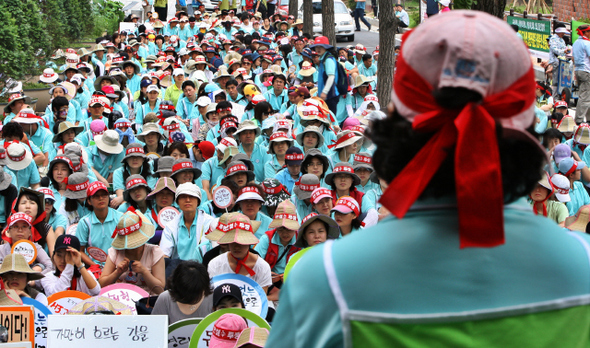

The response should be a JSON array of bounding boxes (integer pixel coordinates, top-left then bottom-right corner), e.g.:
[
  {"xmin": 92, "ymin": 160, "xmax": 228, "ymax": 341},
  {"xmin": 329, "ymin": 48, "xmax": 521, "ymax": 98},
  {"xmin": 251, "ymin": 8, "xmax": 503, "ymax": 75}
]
[
  {"xmin": 54, "ymin": 234, "xmax": 81, "ymax": 253},
  {"xmin": 213, "ymin": 283, "xmax": 244, "ymax": 307}
]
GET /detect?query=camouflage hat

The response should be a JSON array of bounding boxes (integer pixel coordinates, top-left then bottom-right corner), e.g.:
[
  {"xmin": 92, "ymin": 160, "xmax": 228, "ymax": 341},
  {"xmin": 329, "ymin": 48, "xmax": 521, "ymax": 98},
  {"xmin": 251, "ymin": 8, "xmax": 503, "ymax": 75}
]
[{"xmin": 261, "ymin": 178, "xmax": 291, "ymax": 207}]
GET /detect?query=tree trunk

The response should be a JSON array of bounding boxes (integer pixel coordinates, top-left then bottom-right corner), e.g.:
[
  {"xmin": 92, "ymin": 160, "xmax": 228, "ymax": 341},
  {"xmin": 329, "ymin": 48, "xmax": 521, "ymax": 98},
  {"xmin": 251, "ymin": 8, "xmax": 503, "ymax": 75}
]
[
  {"xmin": 289, "ymin": 0, "xmax": 299, "ymax": 19},
  {"xmin": 322, "ymin": 0, "xmax": 336, "ymax": 44},
  {"xmin": 376, "ymin": 0, "xmax": 396, "ymax": 110},
  {"xmin": 472, "ymin": 0, "xmax": 507, "ymax": 18},
  {"xmin": 303, "ymin": 0, "xmax": 313, "ymax": 35}
]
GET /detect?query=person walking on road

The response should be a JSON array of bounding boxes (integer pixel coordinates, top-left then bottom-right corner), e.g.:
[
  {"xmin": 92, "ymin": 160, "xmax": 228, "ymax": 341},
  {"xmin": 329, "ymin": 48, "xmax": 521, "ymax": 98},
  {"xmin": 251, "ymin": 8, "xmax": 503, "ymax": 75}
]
[
  {"xmin": 354, "ymin": 0, "xmax": 371, "ymax": 32},
  {"xmin": 573, "ymin": 25, "xmax": 590, "ymax": 124}
]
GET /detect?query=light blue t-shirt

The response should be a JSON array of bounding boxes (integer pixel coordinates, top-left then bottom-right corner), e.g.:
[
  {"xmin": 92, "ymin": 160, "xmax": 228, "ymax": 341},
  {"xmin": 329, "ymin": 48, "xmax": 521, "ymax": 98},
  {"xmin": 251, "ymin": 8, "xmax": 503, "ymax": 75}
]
[
  {"xmin": 77, "ymin": 208, "xmax": 124, "ymax": 257},
  {"xmin": 254, "ymin": 231, "xmax": 298, "ymax": 274},
  {"xmin": 267, "ymin": 197, "xmax": 590, "ymax": 346},
  {"xmin": 573, "ymin": 38, "xmax": 590, "ymax": 73}
]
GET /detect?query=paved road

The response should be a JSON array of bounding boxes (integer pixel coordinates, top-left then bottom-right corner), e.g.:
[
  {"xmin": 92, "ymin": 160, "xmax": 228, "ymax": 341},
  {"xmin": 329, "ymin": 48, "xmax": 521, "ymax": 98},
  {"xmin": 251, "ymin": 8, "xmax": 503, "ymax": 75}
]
[{"xmin": 334, "ymin": 27, "xmax": 379, "ymax": 52}]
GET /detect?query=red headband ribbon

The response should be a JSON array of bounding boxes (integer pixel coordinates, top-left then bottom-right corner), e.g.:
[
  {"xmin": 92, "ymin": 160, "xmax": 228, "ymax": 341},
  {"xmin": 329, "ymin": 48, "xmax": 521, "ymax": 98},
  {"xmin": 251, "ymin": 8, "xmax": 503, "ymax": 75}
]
[
  {"xmin": 17, "ymin": 113, "xmax": 49, "ymax": 129},
  {"xmin": 379, "ymin": 51, "xmax": 536, "ymax": 248},
  {"xmin": 111, "ymin": 219, "xmax": 143, "ymax": 238}
]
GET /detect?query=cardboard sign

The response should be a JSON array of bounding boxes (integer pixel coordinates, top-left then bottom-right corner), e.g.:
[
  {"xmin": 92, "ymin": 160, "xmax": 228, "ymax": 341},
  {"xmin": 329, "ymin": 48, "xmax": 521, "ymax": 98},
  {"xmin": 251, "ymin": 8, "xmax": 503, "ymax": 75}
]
[
  {"xmin": 47, "ymin": 314, "xmax": 168, "ymax": 347},
  {"xmin": 21, "ymin": 298, "xmax": 51, "ymax": 348},
  {"xmin": 99, "ymin": 284, "xmax": 149, "ymax": 315},
  {"xmin": 86, "ymin": 247, "xmax": 107, "ymax": 263},
  {"xmin": 506, "ymin": 16, "xmax": 551, "ymax": 52},
  {"xmin": 119, "ymin": 22, "xmax": 137, "ymax": 34},
  {"xmin": 157, "ymin": 207, "xmax": 180, "ymax": 226},
  {"xmin": 168, "ymin": 318, "xmax": 202, "ymax": 348},
  {"xmin": 47, "ymin": 291, "xmax": 91, "ymax": 315},
  {"xmin": 211, "ymin": 274, "xmax": 268, "ymax": 318},
  {"xmin": 213, "ymin": 186, "xmax": 233, "ymax": 209},
  {"xmin": 188, "ymin": 308, "xmax": 270, "ymax": 348},
  {"xmin": 11, "ymin": 240, "xmax": 37, "ymax": 265},
  {"xmin": 0, "ymin": 306, "xmax": 35, "ymax": 345}
]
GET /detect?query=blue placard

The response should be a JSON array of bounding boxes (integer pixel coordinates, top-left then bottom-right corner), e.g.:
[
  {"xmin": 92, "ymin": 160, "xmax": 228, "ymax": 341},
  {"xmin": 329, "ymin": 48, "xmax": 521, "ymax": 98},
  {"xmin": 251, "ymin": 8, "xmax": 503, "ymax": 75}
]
[
  {"xmin": 22, "ymin": 297, "xmax": 51, "ymax": 348},
  {"xmin": 211, "ymin": 274, "xmax": 268, "ymax": 319}
]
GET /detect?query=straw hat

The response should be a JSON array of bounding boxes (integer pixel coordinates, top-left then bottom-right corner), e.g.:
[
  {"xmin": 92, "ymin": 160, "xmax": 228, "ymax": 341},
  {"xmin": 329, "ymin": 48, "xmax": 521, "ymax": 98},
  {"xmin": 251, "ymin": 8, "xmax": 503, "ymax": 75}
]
[
  {"xmin": 95, "ymin": 130, "xmax": 124, "ymax": 154},
  {"xmin": 111, "ymin": 210, "xmax": 155, "ymax": 250},
  {"xmin": 40, "ymin": 68, "xmax": 59, "ymax": 83},
  {"xmin": 296, "ymin": 125, "xmax": 325, "ymax": 148},
  {"xmin": 52, "ymin": 121, "xmax": 84, "ymax": 142},
  {"xmin": 68, "ymin": 296, "xmax": 133, "ymax": 315},
  {"xmin": 353, "ymin": 74, "xmax": 372, "ymax": 89},
  {"xmin": 208, "ymin": 212, "xmax": 260, "ymax": 245},
  {"xmin": 269, "ymin": 200, "xmax": 300, "ymax": 231},
  {"xmin": 234, "ymin": 327, "xmax": 270, "ymax": 348},
  {"xmin": 325, "ymin": 162, "xmax": 361, "ymax": 187},
  {"xmin": 158, "ymin": 71, "xmax": 173, "ymax": 87},
  {"xmin": 299, "ymin": 61, "xmax": 316, "ymax": 77},
  {"xmin": 294, "ymin": 213, "xmax": 340, "ymax": 248},
  {"xmin": 0, "ymin": 253, "xmax": 44, "ymax": 281},
  {"xmin": 574, "ymin": 124, "xmax": 590, "ymax": 145},
  {"xmin": 353, "ymin": 152, "xmax": 373, "ymax": 171},
  {"xmin": 92, "ymin": 44, "xmax": 106, "ymax": 53},
  {"xmin": 5, "ymin": 142, "xmax": 33, "ymax": 171},
  {"xmin": 557, "ymin": 116, "xmax": 576, "ymax": 133},
  {"xmin": 565, "ymin": 205, "xmax": 590, "ymax": 233},
  {"xmin": 93, "ymin": 75, "xmax": 120, "ymax": 91},
  {"xmin": 62, "ymin": 172, "xmax": 90, "ymax": 199},
  {"xmin": 147, "ymin": 177, "xmax": 176, "ymax": 200},
  {"xmin": 293, "ymin": 174, "xmax": 321, "ymax": 201},
  {"xmin": 0, "ymin": 280, "xmax": 22, "ymax": 306}
]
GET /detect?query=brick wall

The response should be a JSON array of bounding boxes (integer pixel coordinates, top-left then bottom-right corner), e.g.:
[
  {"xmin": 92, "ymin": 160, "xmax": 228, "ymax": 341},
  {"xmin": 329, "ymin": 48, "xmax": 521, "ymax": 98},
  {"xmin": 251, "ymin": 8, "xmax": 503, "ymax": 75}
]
[{"xmin": 553, "ymin": 0, "xmax": 590, "ymax": 22}]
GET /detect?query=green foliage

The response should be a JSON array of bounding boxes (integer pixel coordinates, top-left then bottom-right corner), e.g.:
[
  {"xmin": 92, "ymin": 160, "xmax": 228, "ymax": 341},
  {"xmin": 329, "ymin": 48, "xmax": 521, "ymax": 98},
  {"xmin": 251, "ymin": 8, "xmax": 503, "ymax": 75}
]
[
  {"xmin": 453, "ymin": 0, "xmax": 475, "ymax": 9},
  {"xmin": 0, "ymin": 0, "xmax": 122, "ymax": 86},
  {"xmin": 410, "ymin": 10, "xmax": 420, "ymax": 27},
  {"xmin": 23, "ymin": 82, "xmax": 50, "ymax": 90},
  {"xmin": 506, "ymin": 5, "xmax": 551, "ymax": 14},
  {"xmin": 93, "ymin": 0, "xmax": 125, "ymax": 37}
]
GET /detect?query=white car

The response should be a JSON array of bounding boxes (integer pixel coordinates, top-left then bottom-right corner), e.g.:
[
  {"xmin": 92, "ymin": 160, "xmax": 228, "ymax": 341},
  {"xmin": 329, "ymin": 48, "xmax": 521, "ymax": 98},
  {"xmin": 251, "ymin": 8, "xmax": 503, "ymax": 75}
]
[{"xmin": 299, "ymin": 0, "xmax": 355, "ymax": 42}]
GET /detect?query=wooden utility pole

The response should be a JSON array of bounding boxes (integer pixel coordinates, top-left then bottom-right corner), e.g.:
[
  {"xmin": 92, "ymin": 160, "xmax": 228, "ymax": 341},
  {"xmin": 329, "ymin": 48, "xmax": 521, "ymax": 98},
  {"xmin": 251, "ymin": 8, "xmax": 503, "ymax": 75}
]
[{"xmin": 376, "ymin": 0, "xmax": 397, "ymax": 109}]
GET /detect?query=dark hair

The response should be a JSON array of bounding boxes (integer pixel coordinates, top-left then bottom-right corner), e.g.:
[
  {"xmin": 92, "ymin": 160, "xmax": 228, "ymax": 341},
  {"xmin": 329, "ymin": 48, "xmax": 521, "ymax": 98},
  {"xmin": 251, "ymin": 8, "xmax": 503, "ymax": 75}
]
[
  {"xmin": 536, "ymin": 81, "xmax": 552, "ymax": 98},
  {"xmin": 216, "ymin": 101, "xmax": 232, "ymax": 111},
  {"xmin": 51, "ymin": 96, "xmax": 69, "ymax": 116},
  {"xmin": 165, "ymin": 142, "xmax": 190, "ymax": 158},
  {"xmin": 2, "ymin": 122, "xmax": 24, "ymax": 140},
  {"xmin": 15, "ymin": 192, "xmax": 50, "ymax": 248},
  {"xmin": 254, "ymin": 101, "xmax": 272, "ymax": 125},
  {"xmin": 167, "ymin": 261, "xmax": 212, "ymax": 304},
  {"xmin": 226, "ymin": 79, "xmax": 238, "ymax": 88},
  {"xmin": 123, "ymin": 158, "xmax": 152, "ymax": 183},
  {"xmin": 362, "ymin": 53, "xmax": 372, "ymax": 62},
  {"xmin": 48, "ymin": 160, "xmax": 73, "ymax": 189},
  {"xmin": 127, "ymin": 186, "xmax": 153, "ymax": 210},
  {"xmin": 367, "ymin": 87, "xmax": 545, "ymax": 204},
  {"xmin": 273, "ymin": 74, "xmax": 287, "ymax": 84},
  {"xmin": 182, "ymin": 80, "xmax": 196, "ymax": 90},
  {"xmin": 542, "ymin": 128, "xmax": 562, "ymax": 148}
]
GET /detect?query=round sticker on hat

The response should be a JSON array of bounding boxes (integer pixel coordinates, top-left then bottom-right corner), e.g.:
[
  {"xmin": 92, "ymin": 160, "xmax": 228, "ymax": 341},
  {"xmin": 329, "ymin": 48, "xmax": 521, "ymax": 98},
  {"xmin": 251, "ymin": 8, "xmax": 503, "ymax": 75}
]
[
  {"xmin": 86, "ymin": 246, "xmax": 108, "ymax": 263},
  {"xmin": 11, "ymin": 240, "xmax": 37, "ymax": 265},
  {"xmin": 66, "ymin": 223, "xmax": 78, "ymax": 236},
  {"xmin": 288, "ymin": 65, "xmax": 297, "ymax": 74},
  {"xmin": 158, "ymin": 207, "xmax": 180, "ymax": 226},
  {"xmin": 146, "ymin": 152, "xmax": 161, "ymax": 160},
  {"xmin": 213, "ymin": 185, "xmax": 233, "ymax": 209}
]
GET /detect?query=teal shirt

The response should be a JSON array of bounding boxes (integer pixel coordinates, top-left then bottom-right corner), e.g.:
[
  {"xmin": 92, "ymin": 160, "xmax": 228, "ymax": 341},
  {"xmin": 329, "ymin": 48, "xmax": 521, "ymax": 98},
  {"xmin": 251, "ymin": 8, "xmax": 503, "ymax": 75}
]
[
  {"xmin": 267, "ymin": 198, "xmax": 590, "ymax": 346},
  {"xmin": 252, "ymin": 211, "xmax": 274, "ymax": 240},
  {"xmin": 28, "ymin": 125, "xmax": 56, "ymax": 160},
  {"xmin": 6, "ymin": 161, "xmax": 40, "ymax": 189},
  {"xmin": 566, "ymin": 181, "xmax": 590, "ymax": 216},
  {"xmin": 239, "ymin": 143, "xmax": 272, "ymax": 182},
  {"xmin": 89, "ymin": 145, "xmax": 125, "ymax": 179},
  {"xmin": 201, "ymin": 156, "xmax": 225, "ymax": 188},
  {"xmin": 77, "ymin": 208, "xmax": 124, "ymax": 257},
  {"xmin": 254, "ymin": 230, "xmax": 298, "ymax": 274}
]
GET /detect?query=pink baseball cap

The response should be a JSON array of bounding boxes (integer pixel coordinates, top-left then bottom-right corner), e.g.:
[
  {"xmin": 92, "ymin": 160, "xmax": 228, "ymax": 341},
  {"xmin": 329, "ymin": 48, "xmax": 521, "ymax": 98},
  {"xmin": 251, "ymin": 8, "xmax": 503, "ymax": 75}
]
[
  {"xmin": 383, "ymin": 10, "xmax": 543, "ymax": 249},
  {"xmin": 90, "ymin": 119, "xmax": 107, "ymax": 135},
  {"xmin": 342, "ymin": 117, "xmax": 361, "ymax": 130},
  {"xmin": 311, "ymin": 187, "xmax": 332, "ymax": 204},
  {"xmin": 331, "ymin": 196, "xmax": 360, "ymax": 216},
  {"xmin": 208, "ymin": 313, "xmax": 247, "ymax": 348}
]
